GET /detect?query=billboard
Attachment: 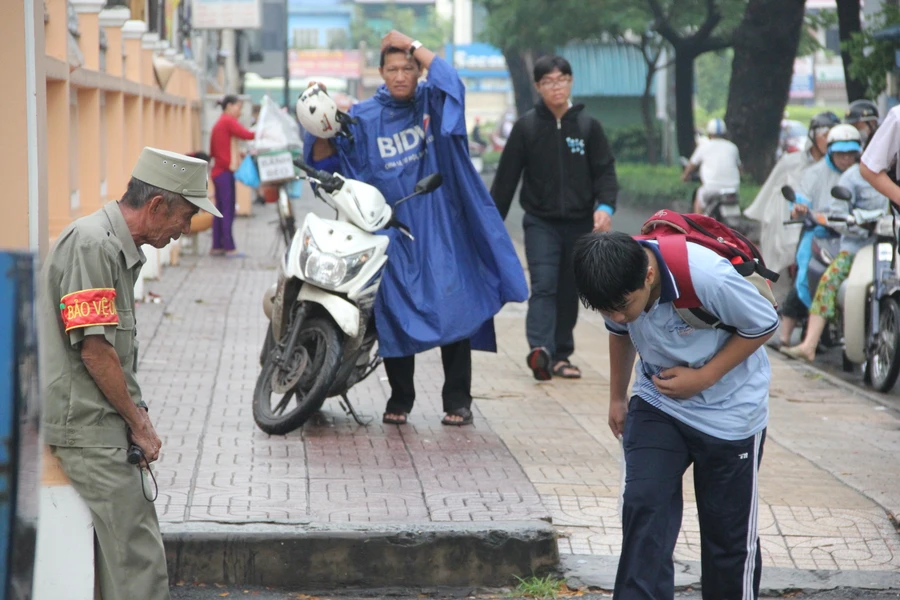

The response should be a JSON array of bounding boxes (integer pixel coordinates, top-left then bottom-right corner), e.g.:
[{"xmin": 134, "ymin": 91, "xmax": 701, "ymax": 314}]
[
  {"xmin": 192, "ymin": 0, "xmax": 261, "ymax": 29},
  {"xmin": 288, "ymin": 50, "xmax": 361, "ymax": 79},
  {"xmin": 790, "ymin": 57, "xmax": 815, "ymax": 99}
]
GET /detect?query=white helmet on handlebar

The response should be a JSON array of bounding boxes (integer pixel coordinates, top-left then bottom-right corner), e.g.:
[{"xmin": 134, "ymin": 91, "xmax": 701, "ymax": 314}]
[{"xmin": 296, "ymin": 84, "xmax": 342, "ymax": 139}]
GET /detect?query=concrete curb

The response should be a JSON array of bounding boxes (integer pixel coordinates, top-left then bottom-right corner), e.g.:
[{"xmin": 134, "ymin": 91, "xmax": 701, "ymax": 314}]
[
  {"xmin": 561, "ymin": 554, "xmax": 900, "ymax": 594},
  {"xmin": 162, "ymin": 521, "xmax": 559, "ymax": 589}
]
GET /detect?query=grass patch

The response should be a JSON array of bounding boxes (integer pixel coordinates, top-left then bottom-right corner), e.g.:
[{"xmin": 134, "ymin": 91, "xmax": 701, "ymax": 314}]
[
  {"xmin": 616, "ymin": 163, "xmax": 760, "ymax": 210},
  {"xmin": 512, "ymin": 574, "xmax": 567, "ymax": 599},
  {"xmin": 482, "ymin": 150, "xmax": 502, "ymax": 166}
]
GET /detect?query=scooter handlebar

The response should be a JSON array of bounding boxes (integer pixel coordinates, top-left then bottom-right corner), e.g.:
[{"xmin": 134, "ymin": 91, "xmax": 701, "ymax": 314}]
[{"xmin": 292, "ymin": 159, "xmax": 342, "ymax": 193}]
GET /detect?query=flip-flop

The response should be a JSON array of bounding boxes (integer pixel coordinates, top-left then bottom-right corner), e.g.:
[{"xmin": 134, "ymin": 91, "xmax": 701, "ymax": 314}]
[
  {"xmin": 382, "ymin": 412, "xmax": 408, "ymax": 425},
  {"xmin": 552, "ymin": 361, "xmax": 582, "ymax": 379},
  {"xmin": 527, "ymin": 347, "xmax": 552, "ymax": 381},
  {"xmin": 441, "ymin": 407, "xmax": 473, "ymax": 426},
  {"xmin": 225, "ymin": 251, "xmax": 247, "ymax": 258},
  {"xmin": 780, "ymin": 346, "xmax": 813, "ymax": 363}
]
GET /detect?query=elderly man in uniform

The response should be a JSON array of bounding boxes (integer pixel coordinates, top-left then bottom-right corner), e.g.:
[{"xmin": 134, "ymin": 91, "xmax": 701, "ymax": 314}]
[{"xmin": 39, "ymin": 148, "xmax": 221, "ymax": 600}]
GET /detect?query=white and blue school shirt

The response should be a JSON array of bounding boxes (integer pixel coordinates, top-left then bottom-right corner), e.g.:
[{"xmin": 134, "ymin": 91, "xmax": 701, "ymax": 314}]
[{"xmin": 605, "ymin": 241, "xmax": 779, "ymax": 441}]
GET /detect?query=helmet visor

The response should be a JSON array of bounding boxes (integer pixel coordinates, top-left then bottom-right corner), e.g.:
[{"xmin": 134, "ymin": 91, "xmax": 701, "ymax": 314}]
[{"xmin": 829, "ymin": 140, "xmax": 861, "ymax": 153}]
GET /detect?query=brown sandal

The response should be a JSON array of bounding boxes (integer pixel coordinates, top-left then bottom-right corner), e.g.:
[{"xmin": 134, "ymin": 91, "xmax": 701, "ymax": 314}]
[
  {"xmin": 382, "ymin": 412, "xmax": 408, "ymax": 425},
  {"xmin": 552, "ymin": 361, "xmax": 582, "ymax": 379},
  {"xmin": 441, "ymin": 407, "xmax": 473, "ymax": 426}
]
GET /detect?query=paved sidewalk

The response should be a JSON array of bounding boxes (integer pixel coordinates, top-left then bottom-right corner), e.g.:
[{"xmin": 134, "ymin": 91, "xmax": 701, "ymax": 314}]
[{"xmin": 137, "ymin": 200, "xmax": 900, "ymax": 579}]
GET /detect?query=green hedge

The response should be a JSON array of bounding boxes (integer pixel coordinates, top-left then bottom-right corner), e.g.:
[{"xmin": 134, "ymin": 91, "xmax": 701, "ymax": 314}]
[{"xmin": 616, "ymin": 163, "xmax": 761, "ymax": 209}]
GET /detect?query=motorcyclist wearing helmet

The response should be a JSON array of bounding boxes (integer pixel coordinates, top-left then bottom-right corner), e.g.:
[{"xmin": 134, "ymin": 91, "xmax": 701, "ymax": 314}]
[
  {"xmin": 845, "ymin": 99, "xmax": 879, "ymax": 149},
  {"xmin": 784, "ymin": 127, "xmax": 884, "ymax": 363},
  {"xmin": 777, "ymin": 124, "xmax": 861, "ymax": 348},
  {"xmin": 860, "ymin": 103, "xmax": 900, "ymax": 208},
  {"xmin": 681, "ymin": 118, "xmax": 742, "ymax": 214},
  {"xmin": 746, "ymin": 111, "xmax": 839, "ymax": 274}
]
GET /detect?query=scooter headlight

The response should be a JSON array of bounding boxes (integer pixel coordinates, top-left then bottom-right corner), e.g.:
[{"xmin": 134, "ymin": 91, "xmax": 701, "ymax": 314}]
[{"xmin": 298, "ymin": 229, "xmax": 374, "ymax": 290}]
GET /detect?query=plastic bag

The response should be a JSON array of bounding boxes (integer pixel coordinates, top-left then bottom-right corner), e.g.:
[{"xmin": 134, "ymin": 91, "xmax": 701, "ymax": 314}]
[
  {"xmin": 235, "ymin": 154, "xmax": 260, "ymax": 188},
  {"xmin": 254, "ymin": 95, "xmax": 304, "ymax": 154}
]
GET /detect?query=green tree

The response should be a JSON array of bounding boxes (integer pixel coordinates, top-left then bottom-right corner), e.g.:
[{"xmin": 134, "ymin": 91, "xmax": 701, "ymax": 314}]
[
  {"xmin": 479, "ymin": 0, "xmax": 744, "ymax": 159},
  {"xmin": 349, "ymin": 5, "xmax": 451, "ymax": 54},
  {"xmin": 695, "ymin": 49, "xmax": 732, "ymax": 115},
  {"xmin": 843, "ymin": 3, "xmax": 900, "ymax": 99}
]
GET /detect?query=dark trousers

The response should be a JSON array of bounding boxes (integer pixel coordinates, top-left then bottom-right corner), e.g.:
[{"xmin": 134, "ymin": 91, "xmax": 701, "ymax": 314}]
[
  {"xmin": 523, "ymin": 213, "xmax": 593, "ymax": 362},
  {"xmin": 383, "ymin": 338, "xmax": 472, "ymax": 414},
  {"xmin": 615, "ymin": 397, "xmax": 765, "ymax": 600},
  {"xmin": 212, "ymin": 171, "xmax": 237, "ymax": 251}
]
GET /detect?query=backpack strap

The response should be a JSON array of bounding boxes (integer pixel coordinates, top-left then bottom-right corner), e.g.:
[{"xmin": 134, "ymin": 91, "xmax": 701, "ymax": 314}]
[{"xmin": 656, "ymin": 235, "xmax": 700, "ymax": 309}]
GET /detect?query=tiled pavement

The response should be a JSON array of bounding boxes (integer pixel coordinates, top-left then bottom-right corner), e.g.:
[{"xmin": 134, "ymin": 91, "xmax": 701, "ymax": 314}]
[{"xmin": 137, "ymin": 199, "xmax": 900, "ymax": 574}]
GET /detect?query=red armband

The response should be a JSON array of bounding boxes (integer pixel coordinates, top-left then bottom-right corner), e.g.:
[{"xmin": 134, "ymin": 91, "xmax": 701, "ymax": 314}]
[{"xmin": 60, "ymin": 288, "xmax": 119, "ymax": 332}]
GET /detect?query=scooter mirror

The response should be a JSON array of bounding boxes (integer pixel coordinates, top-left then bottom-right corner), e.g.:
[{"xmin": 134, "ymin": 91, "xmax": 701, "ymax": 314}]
[
  {"xmin": 831, "ymin": 186, "xmax": 852, "ymax": 201},
  {"xmin": 781, "ymin": 185, "xmax": 796, "ymax": 202},
  {"xmin": 415, "ymin": 173, "xmax": 443, "ymax": 194}
]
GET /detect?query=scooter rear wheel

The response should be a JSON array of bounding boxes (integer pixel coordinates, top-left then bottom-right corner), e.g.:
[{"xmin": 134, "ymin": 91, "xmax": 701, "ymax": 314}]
[
  {"xmin": 865, "ymin": 297, "xmax": 900, "ymax": 393},
  {"xmin": 253, "ymin": 316, "xmax": 343, "ymax": 434}
]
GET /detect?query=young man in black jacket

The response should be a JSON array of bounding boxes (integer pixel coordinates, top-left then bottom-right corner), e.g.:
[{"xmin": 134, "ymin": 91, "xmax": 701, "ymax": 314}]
[{"xmin": 491, "ymin": 55, "xmax": 618, "ymax": 380}]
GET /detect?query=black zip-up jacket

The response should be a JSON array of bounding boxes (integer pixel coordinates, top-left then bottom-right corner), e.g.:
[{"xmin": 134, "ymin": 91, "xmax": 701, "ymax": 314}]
[{"xmin": 490, "ymin": 102, "xmax": 618, "ymax": 221}]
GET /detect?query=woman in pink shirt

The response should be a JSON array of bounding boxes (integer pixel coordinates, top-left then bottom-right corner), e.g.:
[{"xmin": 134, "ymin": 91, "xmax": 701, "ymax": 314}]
[{"xmin": 209, "ymin": 95, "xmax": 255, "ymax": 256}]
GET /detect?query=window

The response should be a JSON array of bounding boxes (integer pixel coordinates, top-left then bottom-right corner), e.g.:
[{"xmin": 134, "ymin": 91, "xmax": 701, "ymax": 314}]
[
  {"xmin": 261, "ymin": 3, "xmax": 285, "ymax": 51},
  {"xmin": 293, "ymin": 28, "xmax": 319, "ymax": 49},
  {"xmin": 326, "ymin": 28, "xmax": 349, "ymax": 49},
  {"xmin": 825, "ymin": 25, "xmax": 841, "ymax": 54}
]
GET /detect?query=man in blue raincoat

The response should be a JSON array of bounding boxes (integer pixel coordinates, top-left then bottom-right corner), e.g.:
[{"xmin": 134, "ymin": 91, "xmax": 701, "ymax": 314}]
[{"xmin": 302, "ymin": 30, "xmax": 528, "ymax": 427}]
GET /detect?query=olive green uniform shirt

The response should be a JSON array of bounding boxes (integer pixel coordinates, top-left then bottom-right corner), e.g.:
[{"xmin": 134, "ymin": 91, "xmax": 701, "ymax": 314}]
[{"xmin": 40, "ymin": 201, "xmax": 146, "ymax": 448}]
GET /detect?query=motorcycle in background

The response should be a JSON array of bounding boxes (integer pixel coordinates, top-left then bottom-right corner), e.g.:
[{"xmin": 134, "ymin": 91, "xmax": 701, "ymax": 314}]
[
  {"xmin": 680, "ymin": 156, "xmax": 749, "ymax": 234},
  {"xmin": 782, "ymin": 184, "xmax": 900, "ymax": 391},
  {"xmin": 781, "ymin": 185, "xmax": 843, "ymax": 349}
]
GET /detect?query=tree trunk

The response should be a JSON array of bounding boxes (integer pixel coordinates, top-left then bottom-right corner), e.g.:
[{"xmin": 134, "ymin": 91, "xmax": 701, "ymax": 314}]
[
  {"xmin": 502, "ymin": 48, "xmax": 537, "ymax": 117},
  {"xmin": 836, "ymin": 0, "xmax": 867, "ymax": 102},
  {"xmin": 725, "ymin": 0, "xmax": 806, "ymax": 183},
  {"xmin": 674, "ymin": 50, "xmax": 697, "ymax": 160},
  {"xmin": 642, "ymin": 67, "xmax": 659, "ymax": 164}
]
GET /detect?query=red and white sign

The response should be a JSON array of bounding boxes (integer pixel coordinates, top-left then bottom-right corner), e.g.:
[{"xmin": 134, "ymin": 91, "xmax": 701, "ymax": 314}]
[
  {"xmin": 289, "ymin": 50, "xmax": 362, "ymax": 79},
  {"xmin": 192, "ymin": 0, "xmax": 261, "ymax": 30}
]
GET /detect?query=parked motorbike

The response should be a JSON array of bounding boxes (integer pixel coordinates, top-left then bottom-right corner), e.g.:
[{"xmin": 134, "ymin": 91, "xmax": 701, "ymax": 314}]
[{"xmin": 253, "ymin": 160, "xmax": 443, "ymax": 434}]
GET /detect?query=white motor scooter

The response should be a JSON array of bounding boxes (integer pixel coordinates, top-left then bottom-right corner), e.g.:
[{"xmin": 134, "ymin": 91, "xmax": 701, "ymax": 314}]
[
  {"xmin": 253, "ymin": 160, "xmax": 442, "ymax": 434},
  {"xmin": 830, "ymin": 186, "xmax": 900, "ymax": 391}
]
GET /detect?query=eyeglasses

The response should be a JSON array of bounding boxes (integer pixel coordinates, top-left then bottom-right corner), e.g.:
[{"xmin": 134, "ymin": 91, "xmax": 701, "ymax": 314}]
[{"xmin": 539, "ymin": 76, "xmax": 572, "ymax": 89}]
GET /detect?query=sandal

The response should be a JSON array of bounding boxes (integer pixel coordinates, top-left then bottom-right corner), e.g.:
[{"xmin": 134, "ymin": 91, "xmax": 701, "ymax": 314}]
[
  {"xmin": 552, "ymin": 361, "xmax": 582, "ymax": 379},
  {"xmin": 527, "ymin": 347, "xmax": 552, "ymax": 381},
  {"xmin": 382, "ymin": 412, "xmax": 408, "ymax": 425},
  {"xmin": 441, "ymin": 407, "xmax": 473, "ymax": 427}
]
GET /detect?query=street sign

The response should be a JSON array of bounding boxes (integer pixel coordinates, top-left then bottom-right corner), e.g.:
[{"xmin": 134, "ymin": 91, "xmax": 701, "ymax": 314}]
[
  {"xmin": 257, "ymin": 152, "xmax": 295, "ymax": 184},
  {"xmin": 192, "ymin": 0, "xmax": 261, "ymax": 30}
]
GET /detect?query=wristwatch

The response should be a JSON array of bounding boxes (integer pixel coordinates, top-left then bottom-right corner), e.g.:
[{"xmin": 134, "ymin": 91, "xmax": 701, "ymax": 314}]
[{"xmin": 410, "ymin": 40, "xmax": 423, "ymax": 53}]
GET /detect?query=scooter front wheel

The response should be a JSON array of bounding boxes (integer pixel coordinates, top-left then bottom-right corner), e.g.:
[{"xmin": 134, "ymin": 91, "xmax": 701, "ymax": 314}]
[
  {"xmin": 253, "ymin": 316, "xmax": 344, "ymax": 435},
  {"xmin": 866, "ymin": 297, "xmax": 900, "ymax": 393}
]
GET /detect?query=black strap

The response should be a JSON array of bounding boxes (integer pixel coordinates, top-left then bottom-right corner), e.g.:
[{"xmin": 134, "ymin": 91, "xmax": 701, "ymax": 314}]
[{"xmin": 687, "ymin": 307, "xmax": 737, "ymax": 334}]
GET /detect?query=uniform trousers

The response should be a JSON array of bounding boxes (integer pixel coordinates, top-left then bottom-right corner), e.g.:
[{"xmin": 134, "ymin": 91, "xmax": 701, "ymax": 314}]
[
  {"xmin": 615, "ymin": 397, "xmax": 765, "ymax": 600},
  {"xmin": 52, "ymin": 446, "xmax": 170, "ymax": 600}
]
